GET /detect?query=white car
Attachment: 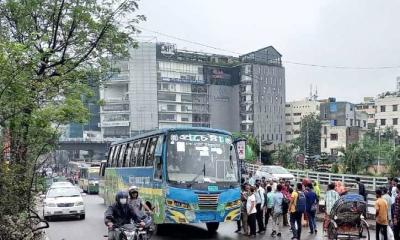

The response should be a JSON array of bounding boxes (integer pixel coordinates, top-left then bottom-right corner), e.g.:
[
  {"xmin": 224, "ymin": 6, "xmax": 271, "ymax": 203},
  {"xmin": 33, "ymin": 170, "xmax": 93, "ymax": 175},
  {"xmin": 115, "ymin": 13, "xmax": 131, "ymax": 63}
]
[
  {"xmin": 50, "ymin": 181, "xmax": 74, "ymax": 188},
  {"xmin": 42, "ymin": 187, "xmax": 85, "ymax": 220},
  {"xmin": 255, "ymin": 165, "xmax": 296, "ymax": 184}
]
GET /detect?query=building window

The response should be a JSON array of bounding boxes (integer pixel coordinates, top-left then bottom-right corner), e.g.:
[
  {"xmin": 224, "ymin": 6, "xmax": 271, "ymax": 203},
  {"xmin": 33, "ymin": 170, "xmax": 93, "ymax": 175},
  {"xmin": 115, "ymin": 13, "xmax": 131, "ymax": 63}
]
[
  {"xmin": 350, "ymin": 119, "xmax": 353, "ymax": 126},
  {"xmin": 363, "ymin": 120, "xmax": 367, "ymax": 127},
  {"xmin": 330, "ymin": 134, "xmax": 338, "ymax": 141},
  {"xmin": 293, "ymin": 122, "xmax": 301, "ymax": 125},
  {"xmin": 394, "ymin": 118, "xmax": 398, "ymax": 125},
  {"xmin": 167, "ymin": 105, "xmax": 176, "ymax": 111},
  {"xmin": 286, "ymin": 131, "xmax": 292, "ymax": 135},
  {"xmin": 159, "ymin": 113, "xmax": 176, "ymax": 121},
  {"xmin": 381, "ymin": 119, "xmax": 386, "ymax": 126},
  {"xmin": 285, "ymin": 122, "xmax": 291, "ymax": 126},
  {"xmin": 324, "ymin": 138, "xmax": 327, "ymax": 148},
  {"xmin": 381, "ymin": 105, "xmax": 386, "ymax": 112},
  {"xmin": 394, "ymin": 105, "xmax": 398, "ymax": 112},
  {"xmin": 285, "ymin": 113, "xmax": 291, "ymax": 117},
  {"xmin": 293, "ymin": 113, "xmax": 301, "ymax": 116},
  {"xmin": 158, "ymin": 93, "xmax": 176, "ymax": 101},
  {"xmin": 323, "ymin": 126, "xmax": 327, "ymax": 134}
]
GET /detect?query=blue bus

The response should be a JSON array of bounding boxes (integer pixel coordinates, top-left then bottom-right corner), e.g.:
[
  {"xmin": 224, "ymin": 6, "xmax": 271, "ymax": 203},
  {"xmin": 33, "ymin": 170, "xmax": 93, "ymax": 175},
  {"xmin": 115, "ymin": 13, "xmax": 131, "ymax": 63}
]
[{"xmin": 99, "ymin": 128, "xmax": 241, "ymax": 232}]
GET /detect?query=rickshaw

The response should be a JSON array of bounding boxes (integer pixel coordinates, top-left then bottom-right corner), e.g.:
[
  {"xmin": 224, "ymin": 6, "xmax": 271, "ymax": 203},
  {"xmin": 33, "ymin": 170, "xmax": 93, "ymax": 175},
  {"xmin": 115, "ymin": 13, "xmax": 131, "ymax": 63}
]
[{"xmin": 327, "ymin": 194, "xmax": 370, "ymax": 240}]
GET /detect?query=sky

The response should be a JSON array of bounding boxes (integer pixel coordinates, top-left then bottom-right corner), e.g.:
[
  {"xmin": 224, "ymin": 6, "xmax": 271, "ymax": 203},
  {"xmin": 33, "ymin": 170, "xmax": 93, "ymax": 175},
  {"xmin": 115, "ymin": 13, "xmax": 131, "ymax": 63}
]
[{"xmin": 136, "ymin": 0, "xmax": 400, "ymax": 103}]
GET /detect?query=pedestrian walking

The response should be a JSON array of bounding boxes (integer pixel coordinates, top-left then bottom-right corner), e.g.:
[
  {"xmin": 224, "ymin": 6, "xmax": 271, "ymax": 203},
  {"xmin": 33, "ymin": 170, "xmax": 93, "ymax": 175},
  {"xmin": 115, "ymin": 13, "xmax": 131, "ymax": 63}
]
[
  {"xmin": 324, "ymin": 183, "xmax": 339, "ymax": 232},
  {"xmin": 240, "ymin": 183, "xmax": 250, "ymax": 235},
  {"xmin": 282, "ymin": 180, "xmax": 291, "ymax": 226},
  {"xmin": 392, "ymin": 178, "xmax": 399, "ymax": 204},
  {"xmin": 271, "ymin": 184, "xmax": 284, "ymax": 237},
  {"xmin": 382, "ymin": 187, "xmax": 393, "ymax": 226},
  {"xmin": 265, "ymin": 186, "xmax": 274, "ymax": 227},
  {"xmin": 392, "ymin": 184, "xmax": 400, "ymax": 240},
  {"xmin": 290, "ymin": 183, "xmax": 306, "ymax": 240},
  {"xmin": 376, "ymin": 189, "xmax": 389, "ymax": 240},
  {"xmin": 305, "ymin": 183, "xmax": 318, "ymax": 234},
  {"xmin": 247, "ymin": 186, "xmax": 257, "ymax": 238},
  {"xmin": 236, "ymin": 184, "xmax": 246, "ymax": 233},
  {"xmin": 255, "ymin": 183, "xmax": 265, "ymax": 233},
  {"xmin": 356, "ymin": 177, "xmax": 367, "ymax": 202}
]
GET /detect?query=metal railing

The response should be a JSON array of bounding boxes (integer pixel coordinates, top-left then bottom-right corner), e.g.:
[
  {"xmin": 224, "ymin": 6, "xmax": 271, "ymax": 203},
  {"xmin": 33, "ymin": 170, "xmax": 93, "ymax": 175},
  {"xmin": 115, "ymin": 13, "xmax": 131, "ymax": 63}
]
[{"xmin": 244, "ymin": 163, "xmax": 389, "ymax": 217}]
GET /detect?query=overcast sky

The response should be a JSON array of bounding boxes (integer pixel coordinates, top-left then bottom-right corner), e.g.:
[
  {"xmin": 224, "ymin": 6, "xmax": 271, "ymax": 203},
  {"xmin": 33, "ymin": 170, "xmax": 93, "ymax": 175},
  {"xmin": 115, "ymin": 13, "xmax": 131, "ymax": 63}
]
[{"xmin": 137, "ymin": 0, "xmax": 400, "ymax": 103}]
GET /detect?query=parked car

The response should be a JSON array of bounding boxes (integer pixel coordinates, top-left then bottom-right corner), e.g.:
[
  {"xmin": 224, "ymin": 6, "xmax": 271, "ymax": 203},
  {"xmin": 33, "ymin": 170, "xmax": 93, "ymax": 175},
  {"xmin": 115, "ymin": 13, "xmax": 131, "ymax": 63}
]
[
  {"xmin": 42, "ymin": 186, "xmax": 86, "ymax": 220},
  {"xmin": 255, "ymin": 165, "xmax": 296, "ymax": 184}
]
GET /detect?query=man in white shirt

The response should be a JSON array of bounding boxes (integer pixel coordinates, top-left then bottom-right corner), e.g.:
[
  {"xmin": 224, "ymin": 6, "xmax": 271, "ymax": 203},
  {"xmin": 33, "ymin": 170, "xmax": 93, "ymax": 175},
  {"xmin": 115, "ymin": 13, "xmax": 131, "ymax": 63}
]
[
  {"xmin": 248, "ymin": 173, "xmax": 256, "ymax": 186},
  {"xmin": 391, "ymin": 178, "xmax": 398, "ymax": 204},
  {"xmin": 255, "ymin": 183, "xmax": 265, "ymax": 233}
]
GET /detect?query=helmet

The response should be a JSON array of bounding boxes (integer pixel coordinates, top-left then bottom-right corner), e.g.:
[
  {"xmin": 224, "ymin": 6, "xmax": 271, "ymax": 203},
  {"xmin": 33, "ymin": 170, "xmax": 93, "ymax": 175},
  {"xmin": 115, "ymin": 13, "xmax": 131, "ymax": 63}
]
[
  {"xmin": 115, "ymin": 191, "xmax": 129, "ymax": 204},
  {"xmin": 128, "ymin": 186, "xmax": 139, "ymax": 194}
]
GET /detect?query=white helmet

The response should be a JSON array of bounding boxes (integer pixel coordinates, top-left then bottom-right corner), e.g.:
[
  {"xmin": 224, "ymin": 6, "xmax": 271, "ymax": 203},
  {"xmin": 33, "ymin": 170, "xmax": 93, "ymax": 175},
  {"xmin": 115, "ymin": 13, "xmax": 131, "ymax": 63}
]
[{"xmin": 128, "ymin": 186, "xmax": 139, "ymax": 194}]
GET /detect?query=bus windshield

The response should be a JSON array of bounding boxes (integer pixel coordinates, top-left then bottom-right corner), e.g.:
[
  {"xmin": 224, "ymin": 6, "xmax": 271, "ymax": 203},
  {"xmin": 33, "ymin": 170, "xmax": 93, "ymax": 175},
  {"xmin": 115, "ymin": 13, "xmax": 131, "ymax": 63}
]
[
  {"xmin": 88, "ymin": 168, "xmax": 100, "ymax": 180},
  {"xmin": 167, "ymin": 132, "xmax": 238, "ymax": 184}
]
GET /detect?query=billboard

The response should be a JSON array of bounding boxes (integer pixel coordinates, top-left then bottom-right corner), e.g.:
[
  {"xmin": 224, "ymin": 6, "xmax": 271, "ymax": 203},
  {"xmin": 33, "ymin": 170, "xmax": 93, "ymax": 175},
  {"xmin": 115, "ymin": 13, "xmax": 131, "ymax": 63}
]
[{"xmin": 204, "ymin": 66, "xmax": 240, "ymax": 86}]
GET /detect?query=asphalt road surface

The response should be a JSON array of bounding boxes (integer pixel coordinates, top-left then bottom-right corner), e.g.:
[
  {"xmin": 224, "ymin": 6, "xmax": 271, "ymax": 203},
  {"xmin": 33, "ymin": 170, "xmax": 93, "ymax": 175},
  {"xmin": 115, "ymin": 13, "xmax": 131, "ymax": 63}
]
[{"xmin": 45, "ymin": 194, "xmax": 376, "ymax": 240}]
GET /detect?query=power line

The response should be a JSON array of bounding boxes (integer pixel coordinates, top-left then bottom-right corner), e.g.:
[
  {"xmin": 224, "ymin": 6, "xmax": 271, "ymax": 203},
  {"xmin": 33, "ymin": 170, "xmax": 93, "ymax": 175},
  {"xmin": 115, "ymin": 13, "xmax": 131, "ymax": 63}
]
[{"xmin": 138, "ymin": 27, "xmax": 400, "ymax": 70}]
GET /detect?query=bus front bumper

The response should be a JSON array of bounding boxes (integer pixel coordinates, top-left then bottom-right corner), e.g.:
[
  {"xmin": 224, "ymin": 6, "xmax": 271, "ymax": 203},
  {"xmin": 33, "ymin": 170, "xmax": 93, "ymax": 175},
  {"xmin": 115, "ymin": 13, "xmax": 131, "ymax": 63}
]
[{"xmin": 165, "ymin": 207, "xmax": 241, "ymax": 224}]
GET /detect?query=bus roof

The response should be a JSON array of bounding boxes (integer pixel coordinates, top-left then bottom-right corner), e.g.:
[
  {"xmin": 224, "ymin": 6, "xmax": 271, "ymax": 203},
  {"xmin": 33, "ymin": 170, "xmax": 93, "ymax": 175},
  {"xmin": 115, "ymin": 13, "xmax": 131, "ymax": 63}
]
[{"xmin": 110, "ymin": 127, "xmax": 232, "ymax": 146}]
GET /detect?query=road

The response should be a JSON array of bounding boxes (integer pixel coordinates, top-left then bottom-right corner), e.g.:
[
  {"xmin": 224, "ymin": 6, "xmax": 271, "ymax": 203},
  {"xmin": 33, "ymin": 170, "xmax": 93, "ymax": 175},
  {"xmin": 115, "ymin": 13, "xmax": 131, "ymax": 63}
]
[{"xmin": 45, "ymin": 194, "xmax": 375, "ymax": 240}]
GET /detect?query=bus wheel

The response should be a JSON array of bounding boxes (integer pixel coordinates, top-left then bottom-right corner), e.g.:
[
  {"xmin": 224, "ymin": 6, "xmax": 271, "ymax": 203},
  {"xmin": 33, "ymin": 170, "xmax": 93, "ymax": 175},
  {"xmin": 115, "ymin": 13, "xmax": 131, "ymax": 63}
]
[{"xmin": 206, "ymin": 222, "xmax": 219, "ymax": 233}]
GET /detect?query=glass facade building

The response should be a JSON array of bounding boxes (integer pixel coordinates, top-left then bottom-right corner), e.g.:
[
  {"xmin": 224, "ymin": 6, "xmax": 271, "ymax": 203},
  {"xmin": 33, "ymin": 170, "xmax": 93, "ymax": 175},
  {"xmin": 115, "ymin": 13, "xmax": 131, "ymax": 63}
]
[{"xmin": 99, "ymin": 42, "xmax": 286, "ymax": 145}]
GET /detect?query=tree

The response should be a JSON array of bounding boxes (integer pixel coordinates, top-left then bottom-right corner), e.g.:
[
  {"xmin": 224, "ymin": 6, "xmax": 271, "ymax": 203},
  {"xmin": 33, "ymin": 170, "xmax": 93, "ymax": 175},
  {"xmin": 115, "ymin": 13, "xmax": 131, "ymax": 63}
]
[
  {"xmin": 292, "ymin": 113, "xmax": 321, "ymax": 157},
  {"xmin": 272, "ymin": 144, "xmax": 295, "ymax": 169},
  {"xmin": 0, "ymin": 0, "xmax": 144, "ymax": 237}
]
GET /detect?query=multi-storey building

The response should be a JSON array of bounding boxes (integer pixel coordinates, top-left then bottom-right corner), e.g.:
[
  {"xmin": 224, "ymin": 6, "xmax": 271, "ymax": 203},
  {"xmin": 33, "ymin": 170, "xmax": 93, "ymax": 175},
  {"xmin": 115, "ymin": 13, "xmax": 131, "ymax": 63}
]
[
  {"xmin": 355, "ymin": 97, "xmax": 376, "ymax": 129},
  {"xmin": 285, "ymin": 99, "xmax": 321, "ymax": 142},
  {"xmin": 320, "ymin": 99, "xmax": 368, "ymax": 155},
  {"xmin": 100, "ymin": 41, "xmax": 286, "ymax": 145},
  {"xmin": 375, "ymin": 92, "xmax": 400, "ymax": 134}
]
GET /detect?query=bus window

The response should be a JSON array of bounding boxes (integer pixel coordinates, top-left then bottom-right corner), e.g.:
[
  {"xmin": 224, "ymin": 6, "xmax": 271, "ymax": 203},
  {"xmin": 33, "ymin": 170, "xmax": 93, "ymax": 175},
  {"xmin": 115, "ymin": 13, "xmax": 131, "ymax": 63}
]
[
  {"xmin": 125, "ymin": 143, "xmax": 133, "ymax": 167},
  {"xmin": 118, "ymin": 144, "xmax": 127, "ymax": 167},
  {"xmin": 112, "ymin": 145, "xmax": 121, "ymax": 167},
  {"xmin": 145, "ymin": 137, "xmax": 158, "ymax": 166},
  {"xmin": 130, "ymin": 141, "xmax": 140, "ymax": 167},
  {"xmin": 108, "ymin": 146, "xmax": 116, "ymax": 167},
  {"xmin": 137, "ymin": 139, "xmax": 148, "ymax": 167}
]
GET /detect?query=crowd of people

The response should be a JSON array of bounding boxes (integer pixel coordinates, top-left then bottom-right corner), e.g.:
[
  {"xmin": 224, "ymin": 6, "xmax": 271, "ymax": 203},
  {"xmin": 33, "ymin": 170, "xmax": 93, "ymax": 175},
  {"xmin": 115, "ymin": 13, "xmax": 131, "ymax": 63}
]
[
  {"xmin": 237, "ymin": 174, "xmax": 400, "ymax": 240},
  {"xmin": 237, "ymin": 174, "xmax": 320, "ymax": 239},
  {"xmin": 377, "ymin": 177, "xmax": 400, "ymax": 240}
]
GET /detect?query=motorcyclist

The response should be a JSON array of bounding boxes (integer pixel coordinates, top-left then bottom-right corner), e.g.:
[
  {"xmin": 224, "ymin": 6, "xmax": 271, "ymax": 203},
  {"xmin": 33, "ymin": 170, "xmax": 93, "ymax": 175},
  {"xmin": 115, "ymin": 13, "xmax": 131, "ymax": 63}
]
[
  {"xmin": 128, "ymin": 186, "xmax": 152, "ymax": 214},
  {"xmin": 104, "ymin": 191, "xmax": 145, "ymax": 240}
]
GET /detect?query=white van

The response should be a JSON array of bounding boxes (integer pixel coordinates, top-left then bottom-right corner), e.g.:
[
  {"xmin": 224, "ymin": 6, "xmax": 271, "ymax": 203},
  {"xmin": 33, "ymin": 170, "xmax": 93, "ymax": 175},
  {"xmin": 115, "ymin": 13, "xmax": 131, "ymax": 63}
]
[{"xmin": 255, "ymin": 165, "xmax": 296, "ymax": 184}]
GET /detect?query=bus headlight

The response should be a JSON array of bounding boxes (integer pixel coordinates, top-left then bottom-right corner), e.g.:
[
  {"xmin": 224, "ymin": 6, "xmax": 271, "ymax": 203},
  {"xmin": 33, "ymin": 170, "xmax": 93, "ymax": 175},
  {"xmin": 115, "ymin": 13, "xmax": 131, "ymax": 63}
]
[
  {"xmin": 225, "ymin": 200, "xmax": 241, "ymax": 209},
  {"xmin": 185, "ymin": 210, "xmax": 196, "ymax": 222}
]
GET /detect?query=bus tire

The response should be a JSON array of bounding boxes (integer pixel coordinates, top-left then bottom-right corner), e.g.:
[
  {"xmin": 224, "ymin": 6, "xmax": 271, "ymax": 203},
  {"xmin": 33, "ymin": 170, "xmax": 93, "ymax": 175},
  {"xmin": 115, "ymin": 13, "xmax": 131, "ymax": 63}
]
[{"xmin": 206, "ymin": 222, "xmax": 219, "ymax": 233}]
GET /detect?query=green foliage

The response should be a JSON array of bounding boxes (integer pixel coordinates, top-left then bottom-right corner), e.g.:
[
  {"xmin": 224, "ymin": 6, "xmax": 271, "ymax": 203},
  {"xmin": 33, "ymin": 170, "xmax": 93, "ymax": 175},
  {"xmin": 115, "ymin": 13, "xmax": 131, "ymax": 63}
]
[
  {"xmin": 292, "ymin": 113, "xmax": 321, "ymax": 156},
  {"xmin": 232, "ymin": 132, "xmax": 259, "ymax": 163},
  {"xmin": 0, "ymin": 0, "xmax": 144, "ymax": 236},
  {"xmin": 272, "ymin": 144, "xmax": 296, "ymax": 168}
]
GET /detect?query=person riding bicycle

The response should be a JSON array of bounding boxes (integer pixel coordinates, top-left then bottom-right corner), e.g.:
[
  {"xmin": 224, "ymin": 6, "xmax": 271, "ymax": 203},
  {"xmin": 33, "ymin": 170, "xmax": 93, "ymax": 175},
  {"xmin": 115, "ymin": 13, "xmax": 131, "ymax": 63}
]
[
  {"xmin": 104, "ymin": 191, "xmax": 145, "ymax": 240},
  {"xmin": 128, "ymin": 186, "xmax": 152, "ymax": 214}
]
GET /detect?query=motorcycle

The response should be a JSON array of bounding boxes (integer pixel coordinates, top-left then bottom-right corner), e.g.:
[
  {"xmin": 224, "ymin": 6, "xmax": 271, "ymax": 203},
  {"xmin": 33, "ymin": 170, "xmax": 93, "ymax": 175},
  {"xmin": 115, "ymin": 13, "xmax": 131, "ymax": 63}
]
[{"xmin": 105, "ymin": 215, "xmax": 153, "ymax": 240}]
